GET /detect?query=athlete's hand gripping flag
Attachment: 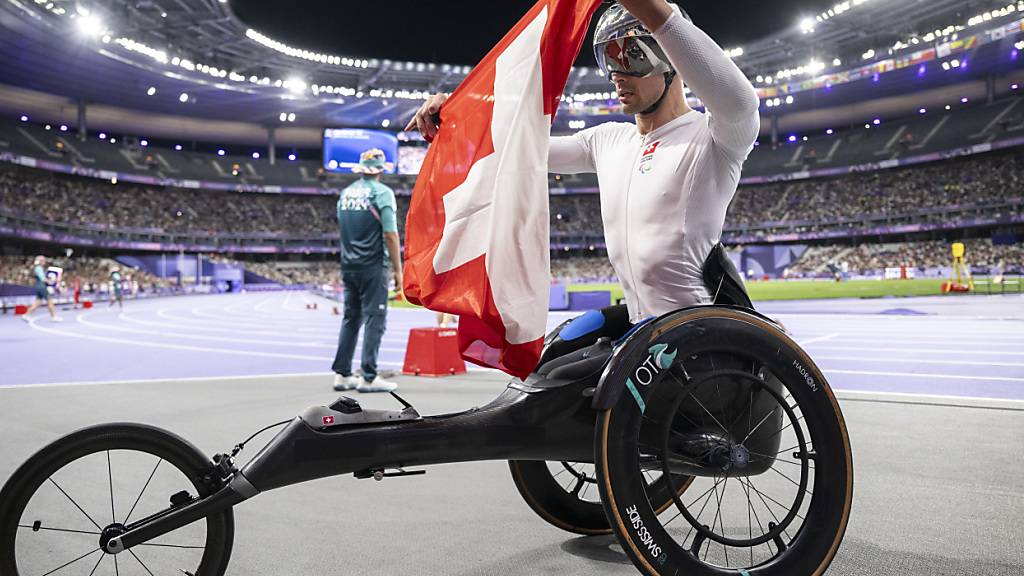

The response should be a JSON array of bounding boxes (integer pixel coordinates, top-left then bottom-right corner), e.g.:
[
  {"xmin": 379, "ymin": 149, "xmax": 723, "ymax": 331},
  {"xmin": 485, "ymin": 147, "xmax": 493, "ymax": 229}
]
[{"xmin": 403, "ymin": 0, "xmax": 602, "ymax": 378}]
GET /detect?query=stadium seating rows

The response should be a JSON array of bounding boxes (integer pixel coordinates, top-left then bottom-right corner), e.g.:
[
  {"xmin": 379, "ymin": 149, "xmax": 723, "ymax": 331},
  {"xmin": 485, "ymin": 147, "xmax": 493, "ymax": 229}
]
[{"xmin": 2, "ymin": 146, "xmax": 1020, "ymax": 244}]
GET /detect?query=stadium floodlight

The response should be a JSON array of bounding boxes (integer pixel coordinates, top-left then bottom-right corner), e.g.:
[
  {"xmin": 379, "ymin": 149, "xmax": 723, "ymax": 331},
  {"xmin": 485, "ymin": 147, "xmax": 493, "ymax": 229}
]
[
  {"xmin": 19, "ymin": 115, "xmax": 28, "ymax": 122},
  {"xmin": 785, "ymin": 95, "xmax": 794, "ymax": 105},
  {"xmin": 945, "ymin": 104, "xmax": 952, "ymax": 110},
  {"xmin": 109, "ymin": 138, "xmax": 116, "ymax": 143},
  {"xmin": 919, "ymin": 108, "xmax": 927, "ymax": 114},
  {"xmin": 1013, "ymin": 84, "xmax": 1020, "ymax": 90},
  {"xmin": 381, "ymin": 119, "xmax": 391, "ymax": 128},
  {"xmin": 826, "ymin": 129, "xmax": 834, "ymax": 135},
  {"xmin": 284, "ymin": 77, "xmax": 307, "ymax": 94},
  {"xmin": 864, "ymin": 124, "xmax": 871, "ymax": 129},
  {"xmin": 111, "ymin": 177, "xmax": 117, "ymax": 184},
  {"xmin": 862, "ymin": 49, "xmax": 875, "ymax": 61},
  {"xmin": 800, "ymin": 17, "xmax": 815, "ymax": 34},
  {"xmin": 146, "ymin": 87, "xmax": 156, "ymax": 96},
  {"xmin": 950, "ymin": 59, "xmax": 961, "ymax": 68},
  {"xmin": 802, "ymin": 136, "xmax": 808, "ymax": 141},
  {"xmin": 288, "ymin": 153, "xmax": 296, "ymax": 161},
  {"xmin": 941, "ymin": 62, "xmax": 951, "ymax": 71},
  {"xmin": 217, "ymin": 149, "xmax": 226, "ymax": 156},
  {"xmin": 252, "ymin": 152, "xmax": 260, "ymax": 159},
  {"xmin": 287, "ymin": 113, "xmax": 296, "ymax": 122},
  {"xmin": 99, "ymin": 133, "xmax": 106, "ymax": 139},
  {"xmin": 788, "ymin": 135, "xmax": 797, "ymax": 142},
  {"xmin": 175, "ymin": 144, "xmax": 183, "ymax": 151},
  {"xmin": 140, "ymin": 139, "xmax": 148, "ymax": 146},
  {"xmin": 832, "ymin": 58, "xmax": 841, "ymax": 67},
  {"xmin": 75, "ymin": 14, "xmax": 104, "ymax": 37},
  {"xmin": 59, "ymin": 125, "xmax": 68, "ymax": 132},
  {"xmin": 179, "ymin": 93, "xmax": 189, "ymax": 103},
  {"xmin": 917, "ymin": 65, "xmax": 926, "ymax": 77},
  {"xmin": 872, "ymin": 118, "xmax": 881, "ymax": 125},
  {"xmin": 961, "ymin": 97, "xmax": 969, "ymax": 103},
  {"xmin": 279, "ymin": 112, "xmax": 287, "ymax": 122},
  {"xmin": 44, "ymin": 124, "xmax": 51, "ymax": 130}
]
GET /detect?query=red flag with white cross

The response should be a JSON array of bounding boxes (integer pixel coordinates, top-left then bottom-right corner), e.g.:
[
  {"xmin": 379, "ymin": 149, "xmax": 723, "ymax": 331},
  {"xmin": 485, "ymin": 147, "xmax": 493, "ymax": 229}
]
[{"xmin": 403, "ymin": 0, "xmax": 602, "ymax": 379}]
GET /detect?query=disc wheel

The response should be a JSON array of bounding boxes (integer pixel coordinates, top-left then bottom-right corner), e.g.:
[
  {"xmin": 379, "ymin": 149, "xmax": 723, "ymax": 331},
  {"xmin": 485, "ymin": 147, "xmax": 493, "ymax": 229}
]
[
  {"xmin": 595, "ymin": 308, "xmax": 853, "ymax": 575},
  {"xmin": 0, "ymin": 423, "xmax": 234, "ymax": 576}
]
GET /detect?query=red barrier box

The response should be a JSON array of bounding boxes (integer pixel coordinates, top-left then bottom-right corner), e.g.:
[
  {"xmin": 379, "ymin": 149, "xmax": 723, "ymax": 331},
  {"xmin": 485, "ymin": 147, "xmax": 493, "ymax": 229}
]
[
  {"xmin": 15, "ymin": 305, "xmax": 27, "ymax": 315},
  {"xmin": 402, "ymin": 327, "xmax": 467, "ymax": 377}
]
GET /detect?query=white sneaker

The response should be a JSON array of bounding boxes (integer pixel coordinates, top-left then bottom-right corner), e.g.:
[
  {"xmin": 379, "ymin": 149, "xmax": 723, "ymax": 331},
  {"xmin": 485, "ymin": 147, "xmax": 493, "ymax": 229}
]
[
  {"xmin": 20, "ymin": 315, "xmax": 30, "ymax": 323},
  {"xmin": 357, "ymin": 376, "xmax": 398, "ymax": 393},
  {"xmin": 50, "ymin": 316, "xmax": 64, "ymax": 323},
  {"xmin": 333, "ymin": 374, "xmax": 361, "ymax": 391}
]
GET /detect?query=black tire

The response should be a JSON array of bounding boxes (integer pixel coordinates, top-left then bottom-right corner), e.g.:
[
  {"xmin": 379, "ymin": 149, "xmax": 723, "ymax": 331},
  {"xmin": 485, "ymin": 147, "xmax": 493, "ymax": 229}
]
[
  {"xmin": 509, "ymin": 460, "xmax": 694, "ymax": 536},
  {"xmin": 0, "ymin": 423, "xmax": 234, "ymax": 576},
  {"xmin": 509, "ymin": 460, "xmax": 612, "ymax": 535},
  {"xmin": 595, "ymin": 308, "xmax": 853, "ymax": 576}
]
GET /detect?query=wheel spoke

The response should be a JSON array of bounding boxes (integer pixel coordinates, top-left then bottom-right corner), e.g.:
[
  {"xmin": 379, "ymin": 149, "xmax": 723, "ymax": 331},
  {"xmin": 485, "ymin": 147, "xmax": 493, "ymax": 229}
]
[
  {"xmin": 39, "ymin": 547, "xmax": 101, "ymax": 576},
  {"xmin": 47, "ymin": 478, "xmax": 103, "ymax": 532},
  {"xmin": 107, "ymin": 451, "xmax": 116, "ymax": 524},
  {"xmin": 87, "ymin": 553, "xmax": 105, "ymax": 576},
  {"xmin": 138, "ymin": 541, "xmax": 207, "ymax": 550},
  {"xmin": 128, "ymin": 548, "xmax": 155, "ymax": 576},
  {"xmin": 17, "ymin": 524, "xmax": 101, "ymax": 536},
  {"xmin": 741, "ymin": 406, "xmax": 781, "ymax": 446},
  {"xmin": 745, "ymin": 479, "xmax": 793, "ymax": 541},
  {"xmin": 766, "ymin": 465, "xmax": 813, "ymax": 497},
  {"xmin": 747, "ymin": 481, "xmax": 806, "ymax": 522},
  {"xmin": 686, "ymin": 391, "xmax": 730, "ymax": 435},
  {"xmin": 124, "ymin": 458, "xmax": 162, "ymax": 524}
]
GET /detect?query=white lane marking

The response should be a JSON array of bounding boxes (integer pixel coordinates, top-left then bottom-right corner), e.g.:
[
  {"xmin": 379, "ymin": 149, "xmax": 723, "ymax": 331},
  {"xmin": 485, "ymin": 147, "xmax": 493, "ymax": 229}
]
[
  {"xmin": 790, "ymin": 332, "xmax": 1024, "ymax": 340},
  {"xmin": 121, "ymin": 307, "xmax": 417, "ymax": 345},
  {"xmin": 76, "ymin": 312, "xmax": 348, "ymax": 349},
  {"xmin": 826, "ymin": 369, "xmax": 1024, "ymax": 383},
  {"xmin": 797, "ymin": 333, "xmax": 840, "ymax": 345},
  {"xmin": 0, "ymin": 363, "xmax": 496, "ymax": 389},
  {"xmin": 25, "ymin": 315, "xmax": 333, "ymax": 361},
  {"xmin": 807, "ymin": 345, "xmax": 1024, "ymax": 357},
  {"xmin": 834, "ymin": 389, "xmax": 1024, "ymax": 410},
  {"xmin": 816, "ymin": 355, "xmax": 1024, "ymax": 368}
]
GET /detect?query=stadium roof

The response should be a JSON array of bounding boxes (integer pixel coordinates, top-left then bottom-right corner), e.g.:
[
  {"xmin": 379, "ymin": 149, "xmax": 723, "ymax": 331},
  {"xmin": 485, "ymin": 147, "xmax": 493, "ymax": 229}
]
[{"xmin": 0, "ymin": 0, "xmax": 1021, "ymax": 142}]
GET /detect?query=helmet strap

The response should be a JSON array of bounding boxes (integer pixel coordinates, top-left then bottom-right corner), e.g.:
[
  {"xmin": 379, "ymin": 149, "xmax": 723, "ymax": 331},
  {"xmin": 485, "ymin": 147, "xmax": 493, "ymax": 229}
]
[{"xmin": 638, "ymin": 71, "xmax": 676, "ymax": 116}]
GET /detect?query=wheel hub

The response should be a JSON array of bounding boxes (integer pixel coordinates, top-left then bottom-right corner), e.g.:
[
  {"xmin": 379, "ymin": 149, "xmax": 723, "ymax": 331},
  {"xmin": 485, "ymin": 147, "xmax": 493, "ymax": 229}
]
[{"xmin": 99, "ymin": 523, "xmax": 126, "ymax": 554}]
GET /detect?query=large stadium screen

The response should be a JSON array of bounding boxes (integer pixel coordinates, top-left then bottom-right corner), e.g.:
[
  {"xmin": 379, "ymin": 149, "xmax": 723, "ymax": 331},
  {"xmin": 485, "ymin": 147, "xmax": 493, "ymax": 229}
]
[{"xmin": 322, "ymin": 128, "xmax": 398, "ymax": 174}]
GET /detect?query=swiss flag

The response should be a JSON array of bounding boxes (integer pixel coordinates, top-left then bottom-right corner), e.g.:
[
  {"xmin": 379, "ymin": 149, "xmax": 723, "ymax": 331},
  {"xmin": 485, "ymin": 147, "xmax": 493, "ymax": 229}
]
[{"xmin": 403, "ymin": 0, "xmax": 602, "ymax": 379}]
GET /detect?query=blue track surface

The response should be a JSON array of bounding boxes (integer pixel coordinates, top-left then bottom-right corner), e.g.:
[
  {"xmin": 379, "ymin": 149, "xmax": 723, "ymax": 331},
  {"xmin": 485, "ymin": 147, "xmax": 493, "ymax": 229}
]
[{"xmin": 3, "ymin": 291, "xmax": 1022, "ymax": 400}]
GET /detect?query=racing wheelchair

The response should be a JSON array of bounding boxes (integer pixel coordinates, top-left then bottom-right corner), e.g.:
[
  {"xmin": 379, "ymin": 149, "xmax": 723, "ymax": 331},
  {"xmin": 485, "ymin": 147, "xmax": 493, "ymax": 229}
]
[{"xmin": 0, "ymin": 244, "xmax": 853, "ymax": 576}]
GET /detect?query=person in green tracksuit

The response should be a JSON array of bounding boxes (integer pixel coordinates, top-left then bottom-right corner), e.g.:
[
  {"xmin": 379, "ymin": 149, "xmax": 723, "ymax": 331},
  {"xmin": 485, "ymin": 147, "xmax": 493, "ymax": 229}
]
[{"xmin": 331, "ymin": 148, "xmax": 403, "ymax": 393}]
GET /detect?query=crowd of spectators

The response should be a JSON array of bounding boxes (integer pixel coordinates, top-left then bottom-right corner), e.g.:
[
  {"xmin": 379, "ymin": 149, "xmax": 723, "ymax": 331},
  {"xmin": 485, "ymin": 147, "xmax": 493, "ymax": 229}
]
[
  {"xmin": 727, "ymin": 149, "xmax": 1023, "ymax": 227},
  {"xmin": 787, "ymin": 239, "xmax": 1024, "ymax": 276},
  {"xmin": 2, "ymin": 147, "xmax": 1020, "ymax": 241},
  {"xmin": 243, "ymin": 260, "xmax": 341, "ymax": 286},
  {"xmin": 0, "ymin": 255, "xmax": 168, "ymax": 294},
  {"xmin": 550, "ymin": 255, "xmax": 617, "ymax": 283}
]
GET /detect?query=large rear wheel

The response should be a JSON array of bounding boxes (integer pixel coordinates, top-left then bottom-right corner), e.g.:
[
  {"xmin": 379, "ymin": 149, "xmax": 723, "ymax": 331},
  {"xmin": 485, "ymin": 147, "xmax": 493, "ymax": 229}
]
[{"xmin": 595, "ymin": 308, "xmax": 853, "ymax": 575}]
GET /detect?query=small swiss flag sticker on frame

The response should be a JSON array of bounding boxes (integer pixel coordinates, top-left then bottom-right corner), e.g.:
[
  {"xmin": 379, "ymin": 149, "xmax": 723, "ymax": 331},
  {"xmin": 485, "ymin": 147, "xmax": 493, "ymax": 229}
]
[{"xmin": 322, "ymin": 415, "xmax": 335, "ymax": 426}]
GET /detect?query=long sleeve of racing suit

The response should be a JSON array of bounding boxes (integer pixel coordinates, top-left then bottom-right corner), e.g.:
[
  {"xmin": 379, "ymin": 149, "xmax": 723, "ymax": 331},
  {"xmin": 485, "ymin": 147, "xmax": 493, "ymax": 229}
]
[{"xmin": 548, "ymin": 4, "xmax": 761, "ymax": 170}]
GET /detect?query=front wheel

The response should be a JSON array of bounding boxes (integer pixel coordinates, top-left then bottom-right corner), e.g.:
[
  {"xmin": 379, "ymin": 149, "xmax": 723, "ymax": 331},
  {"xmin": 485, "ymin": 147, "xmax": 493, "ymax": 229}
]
[
  {"xmin": 0, "ymin": 423, "xmax": 234, "ymax": 576},
  {"xmin": 596, "ymin": 308, "xmax": 853, "ymax": 575}
]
